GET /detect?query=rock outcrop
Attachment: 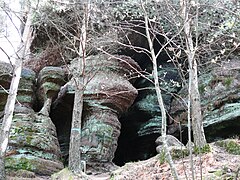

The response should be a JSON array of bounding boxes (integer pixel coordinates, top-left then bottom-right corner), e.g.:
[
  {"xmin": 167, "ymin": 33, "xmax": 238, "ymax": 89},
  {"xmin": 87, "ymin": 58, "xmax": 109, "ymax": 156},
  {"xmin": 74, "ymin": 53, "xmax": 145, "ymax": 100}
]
[
  {"xmin": 7, "ymin": 113, "xmax": 64, "ymax": 176},
  {"xmin": 170, "ymin": 59, "xmax": 240, "ymax": 141},
  {"xmin": 51, "ymin": 54, "xmax": 141, "ymax": 172},
  {"xmin": 0, "ymin": 63, "xmax": 64, "ymax": 177},
  {"xmin": 37, "ymin": 66, "xmax": 66, "ymax": 116},
  {"xmin": 114, "ymin": 60, "xmax": 182, "ymax": 165}
]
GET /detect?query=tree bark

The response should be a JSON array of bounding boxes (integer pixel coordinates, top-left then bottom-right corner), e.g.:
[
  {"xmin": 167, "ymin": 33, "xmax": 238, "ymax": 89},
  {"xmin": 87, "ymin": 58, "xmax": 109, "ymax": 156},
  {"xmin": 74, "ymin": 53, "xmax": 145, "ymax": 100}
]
[
  {"xmin": 191, "ymin": 60, "xmax": 206, "ymax": 148},
  {"xmin": 180, "ymin": 0, "xmax": 207, "ymax": 149},
  {"xmin": 0, "ymin": 6, "xmax": 33, "ymax": 179},
  {"xmin": 68, "ymin": 1, "xmax": 90, "ymax": 173},
  {"xmin": 143, "ymin": 8, "xmax": 179, "ymax": 180},
  {"xmin": 68, "ymin": 85, "xmax": 83, "ymax": 173}
]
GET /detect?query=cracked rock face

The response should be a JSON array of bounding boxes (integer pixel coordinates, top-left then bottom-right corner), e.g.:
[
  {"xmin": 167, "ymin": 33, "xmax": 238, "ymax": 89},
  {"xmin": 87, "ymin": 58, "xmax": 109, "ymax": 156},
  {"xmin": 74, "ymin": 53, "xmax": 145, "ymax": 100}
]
[{"xmin": 170, "ymin": 59, "xmax": 240, "ymax": 141}]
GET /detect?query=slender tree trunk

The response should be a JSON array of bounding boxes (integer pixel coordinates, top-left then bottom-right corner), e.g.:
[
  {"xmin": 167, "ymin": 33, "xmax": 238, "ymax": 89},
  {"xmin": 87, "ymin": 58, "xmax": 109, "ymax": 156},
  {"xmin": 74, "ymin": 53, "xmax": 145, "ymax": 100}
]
[
  {"xmin": 68, "ymin": 1, "xmax": 90, "ymax": 173},
  {"xmin": 0, "ymin": 58, "xmax": 23, "ymax": 180},
  {"xmin": 0, "ymin": 7, "xmax": 33, "ymax": 180},
  {"xmin": 143, "ymin": 10, "xmax": 179, "ymax": 180},
  {"xmin": 191, "ymin": 60, "xmax": 206, "ymax": 148},
  {"xmin": 69, "ymin": 85, "xmax": 84, "ymax": 173},
  {"xmin": 180, "ymin": 0, "xmax": 206, "ymax": 149}
]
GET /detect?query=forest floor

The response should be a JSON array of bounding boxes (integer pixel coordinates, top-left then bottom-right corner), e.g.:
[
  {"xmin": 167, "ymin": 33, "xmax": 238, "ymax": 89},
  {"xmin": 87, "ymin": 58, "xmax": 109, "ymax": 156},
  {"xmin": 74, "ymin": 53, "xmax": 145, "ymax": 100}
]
[
  {"xmin": 7, "ymin": 138, "xmax": 240, "ymax": 180},
  {"xmin": 109, "ymin": 139, "xmax": 240, "ymax": 180}
]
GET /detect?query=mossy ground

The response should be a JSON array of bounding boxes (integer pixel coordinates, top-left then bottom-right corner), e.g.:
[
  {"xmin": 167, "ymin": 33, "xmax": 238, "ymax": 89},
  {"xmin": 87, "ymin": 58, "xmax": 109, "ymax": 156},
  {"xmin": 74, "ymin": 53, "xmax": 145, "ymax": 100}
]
[{"xmin": 215, "ymin": 138, "xmax": 240, "ymax": 155}]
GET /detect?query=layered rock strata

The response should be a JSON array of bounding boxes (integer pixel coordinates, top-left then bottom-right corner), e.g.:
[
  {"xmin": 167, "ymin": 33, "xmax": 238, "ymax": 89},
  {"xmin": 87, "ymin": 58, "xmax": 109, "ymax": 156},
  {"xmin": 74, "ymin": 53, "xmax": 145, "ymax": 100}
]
[
  {"xmin": 81, "ymin": 55, "xmax": 140, "ymax": 170},
  {"xmin": 0, "ymin": 63, "xmax": 64, "ymax": 176},
  {"xmin": 114, "ymin": 61, "xmax": 182, "ymax": 164},
  {"xmin": 52, "ymin": 54, "xmax": 140, "ymax": 171},
  {"xmin": 170, "ymin": 59, "xmax": 240, "ymax": 141},
  {"xmin": 0, "ymin": 62, "xmax": 12, "ymax": 115},
  {"xmin": 37, "ymin": 66, "xmax": 66, "ymax": 116}
]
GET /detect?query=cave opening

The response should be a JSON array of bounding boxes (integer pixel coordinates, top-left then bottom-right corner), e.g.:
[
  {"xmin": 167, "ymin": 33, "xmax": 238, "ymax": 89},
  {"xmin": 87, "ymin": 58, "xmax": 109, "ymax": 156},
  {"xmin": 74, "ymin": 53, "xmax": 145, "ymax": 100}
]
[
  {"xmin": 48, "ymin": 31, "xmax": 181, "ymax": 167},
  {"xmin": 50, "ymin": 93, "xmax": 74, "ymax": 166},
  {"xmin": 113, "ymin": 33, "xmax": 181, "ymax": 166},
  {"xmin": 113, "ymin": 112, "xmax": 160, "ymax": 166}
]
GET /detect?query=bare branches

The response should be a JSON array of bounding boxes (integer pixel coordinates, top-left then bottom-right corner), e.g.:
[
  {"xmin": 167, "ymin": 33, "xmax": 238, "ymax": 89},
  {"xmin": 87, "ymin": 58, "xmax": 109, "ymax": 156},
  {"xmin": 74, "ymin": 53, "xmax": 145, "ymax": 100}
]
[
  {"xmin": 0, "ymin": 3, "xmax": 34, "ymax": 179},
  {"xmin": 0, "ymin": 46, "xmax": 13, "ymax": 66}
]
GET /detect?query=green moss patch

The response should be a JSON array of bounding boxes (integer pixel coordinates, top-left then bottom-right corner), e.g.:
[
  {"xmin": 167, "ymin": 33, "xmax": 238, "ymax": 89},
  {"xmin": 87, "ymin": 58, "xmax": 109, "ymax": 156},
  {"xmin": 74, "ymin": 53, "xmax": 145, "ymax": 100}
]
[
  {"xmin": 5, "ymin": 156, "xmax": 37, "ymax": 172},
  {"xmin": 194, "ymin": 144, "xmax": 211, "ymax": 154},
  {"xmin": 215, "ymin": 139, "xmax": 240, "ymax": 155}
]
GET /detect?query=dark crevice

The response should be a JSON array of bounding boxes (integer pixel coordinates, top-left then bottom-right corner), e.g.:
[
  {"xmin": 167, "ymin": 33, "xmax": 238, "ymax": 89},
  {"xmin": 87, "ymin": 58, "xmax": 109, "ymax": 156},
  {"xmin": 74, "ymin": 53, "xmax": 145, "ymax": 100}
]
[
  {"xmin": 114, "ymin": 39, "xmax": 180, "ymax": 166},
  {"xmin": 50, "ymin": 94, "xmax": 74, "ymax": 166}
]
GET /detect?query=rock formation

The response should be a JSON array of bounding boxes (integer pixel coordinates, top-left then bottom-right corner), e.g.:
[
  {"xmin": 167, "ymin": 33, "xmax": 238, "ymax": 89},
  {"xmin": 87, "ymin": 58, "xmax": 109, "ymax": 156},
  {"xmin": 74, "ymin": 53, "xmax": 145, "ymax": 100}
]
[
  {"xmin": 51, "ymin": 54, "xmax": 140, "ymax": 172},
  {"xmin": 1, "ymin": 53, "xmax": 240, "ymax": 177},
  {"xmin": 0, "ymin": 62, "xmax": 12, "ymax": 116},
  {"xmin": 0, "ymin": 64, "xmax": 64, "ymax": 177},
  {"xmin": 114, "ymin": 60, "xmax": 182, "ymax": 165},
  {"xmin": 37, "ymin": 66, "xmax": 66, "ymax": 116},
  {"xmin": 170, "ymin": 59, "xmax": 240, "ymax": 141}
]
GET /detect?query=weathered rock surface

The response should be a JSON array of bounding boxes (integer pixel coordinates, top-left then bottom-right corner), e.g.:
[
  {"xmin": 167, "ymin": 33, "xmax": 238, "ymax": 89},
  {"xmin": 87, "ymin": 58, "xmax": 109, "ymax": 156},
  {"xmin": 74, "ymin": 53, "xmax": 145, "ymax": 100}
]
[
  {"xmin": 170, "ymin": 59, "xmax": 240, "ymax": 141},
  {"xmin": 51, "ymin": 54, "xmax": 140, "ymax": 172},
  {"xmin": 0, "ymin": 62, "xmax": 64, "ymax": 176},
  {"xmin": 114, "ymin": 61, "xmax": 181, "ymax": 165},
  {"xmin": 7, "ymin": 113, "xmax": 64, "ymax": 176},
  {"xmin": 133, "ymin": 62, "xmax": 181, "ymax": 135},
  {"xmin": 0, "ymin": 64, "xmax": 36, "ymax": 114},
  {"xmin": 37, "ymin": 66, "xmax": 66, "ymax": 116},
  {"xmin": 0, "ymin": 62, "xmax": 12, "ymax": 114},
  {"xmin": 81, "ymin": 55, "xmax": 140, "ymax": 170},
  {"xmin": 155, "ymin": 135, "xmax": 186, "ymax": 156}
]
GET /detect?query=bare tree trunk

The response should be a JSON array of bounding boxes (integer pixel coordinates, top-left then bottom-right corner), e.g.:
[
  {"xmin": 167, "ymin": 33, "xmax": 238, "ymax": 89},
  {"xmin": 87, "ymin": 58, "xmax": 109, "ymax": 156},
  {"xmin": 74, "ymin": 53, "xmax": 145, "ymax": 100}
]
[
  {"xmin": 68, "ymin": 1, "xmax": 90, "ymax": 173},
  {"xmin": 143, "ymin": 6, "xmax": 179, "ymax": 180},
  {"xmin": 191, "ymin": 61, "xmax": 206, "ymax": 148},
  {"xmin": 180, "ymin": 0, "xmax": 206, "ymax": 149},
  {"xmin": 69, "ymin": 85, "xmax": 84, "ymax": 173},
  {"xmin": 0, "ymin": 6, "xmax": 33, "ymax": 180}
]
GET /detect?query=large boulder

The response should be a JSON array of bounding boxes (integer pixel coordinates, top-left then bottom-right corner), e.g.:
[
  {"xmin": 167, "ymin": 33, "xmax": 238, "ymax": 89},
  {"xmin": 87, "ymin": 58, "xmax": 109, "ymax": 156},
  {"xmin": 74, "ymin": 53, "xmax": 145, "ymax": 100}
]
[{"xmin": 170, "ymin": 59, "xmax": 240, "ymax": 141}]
